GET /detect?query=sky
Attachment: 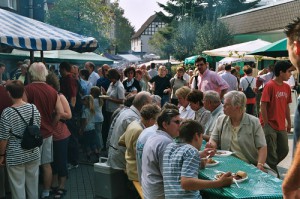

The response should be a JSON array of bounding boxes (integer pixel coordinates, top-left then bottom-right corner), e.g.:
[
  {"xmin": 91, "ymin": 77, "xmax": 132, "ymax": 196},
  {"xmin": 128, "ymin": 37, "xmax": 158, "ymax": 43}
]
[{"xmin": 118, "ymin": 0, "xmax": 168, "ymax": 31}]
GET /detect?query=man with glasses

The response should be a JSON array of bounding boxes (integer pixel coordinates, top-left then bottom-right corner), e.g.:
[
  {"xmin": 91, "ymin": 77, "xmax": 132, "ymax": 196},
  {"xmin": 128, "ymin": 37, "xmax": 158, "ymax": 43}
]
[
  {"xmin": 141, "ymin": 109, "xmax": 181, "ymax": 199},
  {"xmin": 282, "ymin": 17, "xmax": 300, "ymax": 198},
  {"xmin": 191, "ymin": 57, "xmax": 229, "ymax": 99}
]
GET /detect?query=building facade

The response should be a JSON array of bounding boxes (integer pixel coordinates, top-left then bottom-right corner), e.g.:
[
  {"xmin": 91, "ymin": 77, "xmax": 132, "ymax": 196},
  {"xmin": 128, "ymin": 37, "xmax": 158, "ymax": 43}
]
[
  {"xmin": 131, "ymin": 13, "xmax": 165, "ymax": 54},
  {"xmin": 220, "ymin": 0, "xmax": 300, "ymax": 43}
]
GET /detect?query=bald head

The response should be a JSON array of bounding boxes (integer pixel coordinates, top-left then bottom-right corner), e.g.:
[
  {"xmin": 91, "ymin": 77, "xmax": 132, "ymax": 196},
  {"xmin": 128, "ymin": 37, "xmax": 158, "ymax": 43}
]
[{"xmin": 132, "ymin": 91, "xmax": 152, "ymax": 111}]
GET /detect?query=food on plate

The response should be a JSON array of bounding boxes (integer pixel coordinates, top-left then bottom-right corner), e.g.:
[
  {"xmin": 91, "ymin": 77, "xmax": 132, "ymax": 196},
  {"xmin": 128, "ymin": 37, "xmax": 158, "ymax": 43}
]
[
  {"xmin": 234, "ymin": 171, "xmax": 247, "ymax": 179},
  {"xmin": 207, "ymin": 158, "xmax": 216, "ymax": 164},
  {"xmin": 215, "ymin": 171, "xmax": 247, "ymax": 180}
]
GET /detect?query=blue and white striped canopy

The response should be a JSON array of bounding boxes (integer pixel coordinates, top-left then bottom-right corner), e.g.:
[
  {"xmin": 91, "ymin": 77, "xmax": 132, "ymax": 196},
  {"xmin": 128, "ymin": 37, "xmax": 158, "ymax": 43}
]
[{"xmin": 0, "ymin": 8, "xmax": 98, "ymax": 52}]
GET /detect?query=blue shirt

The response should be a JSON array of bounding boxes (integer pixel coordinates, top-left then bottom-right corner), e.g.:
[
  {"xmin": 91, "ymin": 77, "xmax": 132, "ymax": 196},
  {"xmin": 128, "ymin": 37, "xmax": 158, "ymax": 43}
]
[
  {"xmin": 136, "ymin": 124, "xmax": 158, "ymax": 182},
  {"xmin": 163, "ymin": 142, "xmax": 202, "ymax": 199}
]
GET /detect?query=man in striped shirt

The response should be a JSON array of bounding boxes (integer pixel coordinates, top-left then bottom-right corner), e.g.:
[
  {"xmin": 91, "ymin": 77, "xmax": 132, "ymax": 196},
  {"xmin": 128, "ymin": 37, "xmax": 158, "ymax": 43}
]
[{"xmin": 163, "ymin": 120, "xmax": 233, "ymax": 199}]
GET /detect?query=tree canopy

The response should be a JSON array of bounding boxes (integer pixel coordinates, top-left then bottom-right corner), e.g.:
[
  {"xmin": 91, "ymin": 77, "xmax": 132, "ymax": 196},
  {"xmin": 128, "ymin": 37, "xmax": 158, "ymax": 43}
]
[{"xmin": 46, "ymin": 0, "xmax": 134, "ymax": 53}]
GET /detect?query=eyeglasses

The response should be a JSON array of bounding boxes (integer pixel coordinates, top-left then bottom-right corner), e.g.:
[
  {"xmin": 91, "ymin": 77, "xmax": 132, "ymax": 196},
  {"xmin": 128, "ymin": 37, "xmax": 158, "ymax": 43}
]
[
  {"xmin": 195, "ymin": 63, "xmax": 205, "ymax": 67},
  {"xmin": 171, "ymin": 120, "xmax": 181, "ymax": 124}
]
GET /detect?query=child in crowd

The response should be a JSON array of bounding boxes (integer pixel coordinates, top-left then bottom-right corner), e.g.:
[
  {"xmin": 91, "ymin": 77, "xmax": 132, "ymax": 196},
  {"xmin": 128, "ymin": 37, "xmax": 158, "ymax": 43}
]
[
  {"xmin": 90, "ymin": 86, "xmax": 104, "ymax": 152},
  {"xmin": 80, "ymin": 95, "xmax": 99, "ymax": 161}
]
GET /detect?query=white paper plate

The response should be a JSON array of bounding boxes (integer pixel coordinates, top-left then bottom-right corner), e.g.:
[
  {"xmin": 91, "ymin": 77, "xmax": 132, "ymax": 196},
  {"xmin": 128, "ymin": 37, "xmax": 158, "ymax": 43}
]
[
  {"xmin": 214, "ymin": 173, "xmax": 248, "ymax": 183},
  {"xmin": 206, "ymin": 160, "xmax": 219, "ymax": 167},
  {"xmin": 100, "ymin": 95, "xmax": 110, "ymax": 99},
  {"xmin": 215, "ymin": 150, "xmax": 233, "ymax": 157}
]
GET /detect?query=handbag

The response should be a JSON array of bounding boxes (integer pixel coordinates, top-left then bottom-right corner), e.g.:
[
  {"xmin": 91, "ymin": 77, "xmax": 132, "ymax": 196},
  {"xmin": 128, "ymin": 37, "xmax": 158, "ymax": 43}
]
[{"xmin": 10, "ymin": 104, "xmax": 43, "ymax": 150}]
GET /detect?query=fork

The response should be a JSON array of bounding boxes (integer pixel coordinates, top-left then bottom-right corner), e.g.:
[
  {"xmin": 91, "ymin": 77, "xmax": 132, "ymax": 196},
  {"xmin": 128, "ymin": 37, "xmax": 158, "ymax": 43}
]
[{"xmin": 233, "ymin": 178, "xmax": 240, "ymax": 188}]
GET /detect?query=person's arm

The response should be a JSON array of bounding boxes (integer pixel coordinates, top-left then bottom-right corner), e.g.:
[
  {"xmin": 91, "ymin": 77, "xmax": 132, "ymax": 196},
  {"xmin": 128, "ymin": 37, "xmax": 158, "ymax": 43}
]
[
  {"xmin": 70, "ymin": 96, "xmax": 76, "ymax": 108},
  {"xmin": 0, "ymin": 140, "xmax": 7, "ymax": 166},
  {"xmin": 282, "ymin": 142, "xmax": 300, "ymax": 198},
  {"xmin": 59, "ymin": 94, "xmax": 72, "ymax": 120},
  {"xmin": 52, "ymin": 95, "xmax": 64, "ymax": 126},
  {"xmin": 286, "ymin": 104, "xmax": 291, "ymax": 133},
  {"xmin": 181, "ymin": 172, "xmax": 232, "ymax": 190},
  {"xmin": 257, "ymin": 146, "xmax": 267, "ymax": 171},
  {"xmin": 260, "ymin": 102, "xmax": 268, "ymax": 126}
]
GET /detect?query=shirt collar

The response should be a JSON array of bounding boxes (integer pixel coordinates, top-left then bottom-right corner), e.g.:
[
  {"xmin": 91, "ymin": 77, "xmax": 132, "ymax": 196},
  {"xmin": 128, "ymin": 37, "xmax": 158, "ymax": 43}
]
[{"xmin": 211, "ymin": 104, "xmax": 223, "ymax": 116}]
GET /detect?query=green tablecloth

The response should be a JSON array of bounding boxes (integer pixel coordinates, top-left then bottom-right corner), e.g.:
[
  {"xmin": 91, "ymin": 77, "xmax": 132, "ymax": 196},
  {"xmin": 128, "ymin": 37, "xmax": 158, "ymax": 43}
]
[{"xmin": 198, "ymin": 155, "xmax": 283, "ymax": 199}]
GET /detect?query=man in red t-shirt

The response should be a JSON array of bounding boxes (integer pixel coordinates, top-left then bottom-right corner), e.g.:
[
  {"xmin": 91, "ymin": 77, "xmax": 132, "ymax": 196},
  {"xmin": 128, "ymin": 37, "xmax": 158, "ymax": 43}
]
[
  {"xmin": 24, "ymin": 62, "xmax": 63, "ymax": 199},
  {"xmin": 260, "ymin": 61, "xmax": 293, "ymax": 176}
]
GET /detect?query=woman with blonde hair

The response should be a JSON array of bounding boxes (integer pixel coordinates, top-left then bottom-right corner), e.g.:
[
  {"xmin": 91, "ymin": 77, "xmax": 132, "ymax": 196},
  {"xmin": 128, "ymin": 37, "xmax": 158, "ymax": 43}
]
[
  {"xmin": 175, "ymin": 86, "xmax": 195, "ymax": 119},
  {"xmin": 90, "ymin": 86, "xmax": 104, "ymax": 151},
  {"xmin": 80, "ymin": 95, "xmax": 98, "ymax": 161}
]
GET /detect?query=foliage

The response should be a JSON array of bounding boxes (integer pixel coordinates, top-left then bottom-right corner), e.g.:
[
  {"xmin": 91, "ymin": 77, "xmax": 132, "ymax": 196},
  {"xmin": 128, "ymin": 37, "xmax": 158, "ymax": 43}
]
[
  {"xmin": 113, "ymin": 6, "xmax": 135, "ymax": 53},
  {"xmin": 170, "ymin": 19, "xmax": 199, "ymax": 60},
  {"xmin": 158, "ymin": 0, "xmax": 261, "ymax": 24},
  {"xmin": 195, "ymin": 19, "xmax": 233, "ymax": 52},
  {"xmin": 46, "ymin": 0, "xmax": 133, "ymax": 53},
  {"xmin": 148, "ymin": 26, "xmax": 174, "ymax": 59}
]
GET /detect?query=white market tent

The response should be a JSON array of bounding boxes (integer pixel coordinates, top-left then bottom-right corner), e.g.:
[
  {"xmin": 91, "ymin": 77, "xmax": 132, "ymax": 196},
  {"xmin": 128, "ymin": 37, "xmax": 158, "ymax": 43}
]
[
  {"xmin": 218, "ymin": 57, "xmax": 255, "ymax": 64},
  {"xmin": 118, "ymin": 54, "xmax": 141, "ymax": 63},
  {"xmin": 203, "ymin": 39, "xmax": 271, "ymax": 58},
  {"xmin": 0, "ymin": 8, "xmax": 98, "ymax": 52}
]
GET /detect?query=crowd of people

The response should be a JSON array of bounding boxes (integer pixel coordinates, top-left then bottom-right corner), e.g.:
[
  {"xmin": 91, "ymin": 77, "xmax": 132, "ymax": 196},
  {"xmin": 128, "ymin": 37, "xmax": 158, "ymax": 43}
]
[{"xmin": 0, "ymin": 18, "xmax": 300, "ymax": 199}]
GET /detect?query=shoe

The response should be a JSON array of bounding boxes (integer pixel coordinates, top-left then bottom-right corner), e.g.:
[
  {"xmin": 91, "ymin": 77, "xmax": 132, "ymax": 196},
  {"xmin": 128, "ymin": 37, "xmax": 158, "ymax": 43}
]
[{"xmin": 67, "ymin": 164, "xmax": 79, "ymax": 170}]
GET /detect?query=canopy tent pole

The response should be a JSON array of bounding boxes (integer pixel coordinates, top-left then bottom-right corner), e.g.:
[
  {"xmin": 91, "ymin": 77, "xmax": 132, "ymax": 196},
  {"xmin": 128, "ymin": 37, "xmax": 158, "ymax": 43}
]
[
  {"xmin": 30, "ymin": 51, "xmax": 34, "ymax": 64},
  {"xmin": 40, "ymin": 51, "xmax": 44, "ymax": 63}
]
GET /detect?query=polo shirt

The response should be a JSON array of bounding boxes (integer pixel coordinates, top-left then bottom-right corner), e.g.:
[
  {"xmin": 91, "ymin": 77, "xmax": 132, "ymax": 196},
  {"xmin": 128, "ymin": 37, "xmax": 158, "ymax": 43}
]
[{"xmin": 163, "ymin": 142, "xmax": 201, "ymax": 199}]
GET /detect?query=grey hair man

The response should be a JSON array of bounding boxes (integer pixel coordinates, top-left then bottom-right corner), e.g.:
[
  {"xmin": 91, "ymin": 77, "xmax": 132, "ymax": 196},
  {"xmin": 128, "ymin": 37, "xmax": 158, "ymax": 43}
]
[
  {"xmin": 107, "ymin": 91, "xmax": 152, "ymax": 170},
  {"xmin": 203, "ymin": 90, "xmax": 224, "ymax": 141},
  {"xmin": 24, "ymin": 62, "xmax": 63, "ymax": 198}
]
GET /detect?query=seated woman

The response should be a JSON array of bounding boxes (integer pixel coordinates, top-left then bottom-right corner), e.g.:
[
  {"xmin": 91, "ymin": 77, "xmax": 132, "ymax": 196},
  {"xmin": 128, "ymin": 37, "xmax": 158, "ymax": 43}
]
[
  {"xmin": 207, "ymin": 91, "xmax": 267, "ymax": 171},
  {"xmin": 175, "ymin": 86, "xmax": 195, "ymax": 119},
  {"xmin": 187, "ymin": 89, "xmax": 211, "ymax": 128},
  {"xmin": 122, "ymin": 67, "xmax": 141, "ymax": 96}
]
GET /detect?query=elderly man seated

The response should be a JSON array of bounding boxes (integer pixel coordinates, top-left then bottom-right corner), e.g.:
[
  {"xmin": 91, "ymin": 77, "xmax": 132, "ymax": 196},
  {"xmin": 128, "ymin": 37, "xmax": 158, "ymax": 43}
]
[{"xmin": 207, "ymin": 91, "xmax": 267, "ymax": 171}]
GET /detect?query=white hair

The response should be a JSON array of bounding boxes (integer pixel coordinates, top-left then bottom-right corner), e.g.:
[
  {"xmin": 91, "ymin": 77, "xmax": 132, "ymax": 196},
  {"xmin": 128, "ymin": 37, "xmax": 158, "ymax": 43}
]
[
  {"xmin": 224, "ymin": 91, "xmax": 246, "ymax": 111},
  {"xmin": 29, "ymin": 62, "xmax": 48, "ymax": 82}
]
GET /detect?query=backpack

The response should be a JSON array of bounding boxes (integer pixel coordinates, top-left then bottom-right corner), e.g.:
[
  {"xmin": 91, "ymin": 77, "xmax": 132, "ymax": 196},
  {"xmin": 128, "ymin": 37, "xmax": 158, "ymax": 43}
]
[
  {"xmin": 11, "ymin": 105, "xmax": 43, "ymax": 150},
  {"xmin": 243, "ymin": 78, "xmax": 256, "ymax": 99}
]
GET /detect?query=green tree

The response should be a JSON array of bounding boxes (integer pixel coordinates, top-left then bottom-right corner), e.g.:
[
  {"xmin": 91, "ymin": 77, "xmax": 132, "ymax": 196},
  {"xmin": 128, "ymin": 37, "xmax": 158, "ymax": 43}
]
[
  {"xmin": 157, "ymin": 0, "xmax": 260, "ymax": 23},
  {"xmin": 46, "ymin": 0, "xmax": 113, "ymax": 52},
  {"xmin": 113, "ymin": 6, "xmax": 135, "ymax": 53},
  {"xmin": 195, "ymin": 19, "xmax": 233, "ymax": 52},
  {"xmin": 148, "ymin": 26, "xmax": 174, "ymax": 59},
  {"xmin": 170, "ymin": 19, "xmax": 199, "ymax": 60}
]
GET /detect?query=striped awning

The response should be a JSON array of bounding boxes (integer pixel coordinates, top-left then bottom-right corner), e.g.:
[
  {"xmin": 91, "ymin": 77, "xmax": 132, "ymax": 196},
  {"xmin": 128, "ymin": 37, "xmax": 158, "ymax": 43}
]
[{"xmin": 0, "ymin": 8, "xmax": 98, "ymax": 52}]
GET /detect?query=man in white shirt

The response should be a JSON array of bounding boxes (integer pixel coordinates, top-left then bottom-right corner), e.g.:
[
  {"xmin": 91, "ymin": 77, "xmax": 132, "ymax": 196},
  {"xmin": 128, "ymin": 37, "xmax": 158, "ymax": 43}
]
[{"xmin": 85, "ymin": 62, "xmax": 100, "ymax": 86}]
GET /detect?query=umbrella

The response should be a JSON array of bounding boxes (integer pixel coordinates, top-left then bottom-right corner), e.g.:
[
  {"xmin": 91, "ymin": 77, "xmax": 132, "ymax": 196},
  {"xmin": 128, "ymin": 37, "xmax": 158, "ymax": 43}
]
[
  {"xmin": 0, "ymin": 8, "xmax": 98, "ymax": 52},
  {"xmin": 203, "ymin": 39, "xmax": 271, "ymax": 58},
  {"xmin": 248, "ymin": 38, "xmax": 288, "ymax": 57}
]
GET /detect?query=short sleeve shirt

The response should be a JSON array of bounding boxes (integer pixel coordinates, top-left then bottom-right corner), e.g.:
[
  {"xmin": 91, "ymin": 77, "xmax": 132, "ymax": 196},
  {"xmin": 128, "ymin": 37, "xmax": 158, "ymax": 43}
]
[
  {"xmin": 260, "ymin": 80, "xmax": 292, "ymax": 131},
  {"xmin": 106, "ymin": 80, "xmax": 125, "ymax": 113},
  {"xmin": 0, "ymin": 103, "xmax": 40, "ymax": 166},
  {"xmin": 163, "ymin": 143, "xmax": 201, "ymax": 199},
  {"xmin": 82, "ymin": 107, "xmax": 95, "ymax": 131}
]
